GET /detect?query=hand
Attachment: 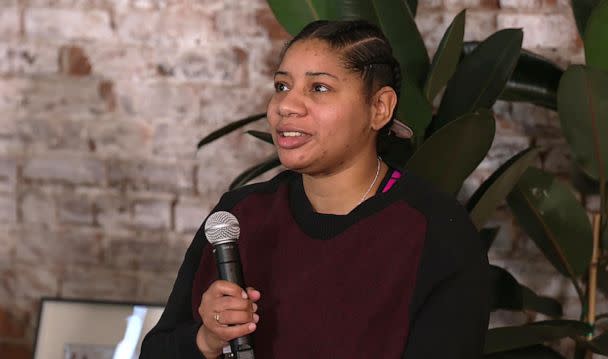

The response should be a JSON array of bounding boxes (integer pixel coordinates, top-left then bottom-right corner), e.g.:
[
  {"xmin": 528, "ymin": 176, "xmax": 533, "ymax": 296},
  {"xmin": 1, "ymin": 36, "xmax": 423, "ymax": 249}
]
[{"xmin": 196, "ymin": 281, "xmax": 261, "ymax": 358}]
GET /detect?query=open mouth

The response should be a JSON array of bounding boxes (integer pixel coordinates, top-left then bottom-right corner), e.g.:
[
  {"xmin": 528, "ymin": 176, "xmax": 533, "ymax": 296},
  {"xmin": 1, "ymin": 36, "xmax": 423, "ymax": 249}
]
[
  {"xmin": 280, "ymin": 131, "xmax": 307, "ymax": 137},
  {"xmin": 276, "ymin": 130, "xmax": 312, "ymax": 149}
]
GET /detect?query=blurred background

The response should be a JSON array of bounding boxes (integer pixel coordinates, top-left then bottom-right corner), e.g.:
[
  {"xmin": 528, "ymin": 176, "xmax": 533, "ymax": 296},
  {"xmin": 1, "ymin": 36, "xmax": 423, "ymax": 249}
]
[{"xmin": 0, "ymin": 0, "xmax": 595, "ymax": 358}]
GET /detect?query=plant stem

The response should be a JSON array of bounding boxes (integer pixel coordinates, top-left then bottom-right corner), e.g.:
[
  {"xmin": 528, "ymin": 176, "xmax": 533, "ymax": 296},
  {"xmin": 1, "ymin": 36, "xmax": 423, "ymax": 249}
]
[{"xmin": 587, "ymin": 213, "xmax": 601, "ymax": 337}]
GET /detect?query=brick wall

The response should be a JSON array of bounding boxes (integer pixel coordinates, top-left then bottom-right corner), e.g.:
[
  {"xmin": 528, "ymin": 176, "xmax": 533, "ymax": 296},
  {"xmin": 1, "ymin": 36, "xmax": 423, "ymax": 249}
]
[{"xmin": 0, "ymin": 0, "xmax": 596, "ymax": 357}]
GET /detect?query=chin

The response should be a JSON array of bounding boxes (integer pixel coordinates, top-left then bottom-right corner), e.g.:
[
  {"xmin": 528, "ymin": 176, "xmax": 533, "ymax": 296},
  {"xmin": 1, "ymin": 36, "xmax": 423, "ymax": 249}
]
[{"xmin": 277, "ymin": 152, "xmax": 312, "ymax": 172}]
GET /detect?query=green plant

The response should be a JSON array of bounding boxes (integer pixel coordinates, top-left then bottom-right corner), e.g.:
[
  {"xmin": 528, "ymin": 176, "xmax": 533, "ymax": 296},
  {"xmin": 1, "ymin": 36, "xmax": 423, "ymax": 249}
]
[{"xmin": 197, "ymin": 0, "xmax": 608, "ymax": 357}]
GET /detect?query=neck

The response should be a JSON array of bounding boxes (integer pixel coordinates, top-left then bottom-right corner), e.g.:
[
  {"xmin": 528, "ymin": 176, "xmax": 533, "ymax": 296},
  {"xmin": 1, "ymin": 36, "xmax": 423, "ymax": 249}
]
[{"xmin": 302, "ymin": 155, "xmax": 388, "ymax": 215}]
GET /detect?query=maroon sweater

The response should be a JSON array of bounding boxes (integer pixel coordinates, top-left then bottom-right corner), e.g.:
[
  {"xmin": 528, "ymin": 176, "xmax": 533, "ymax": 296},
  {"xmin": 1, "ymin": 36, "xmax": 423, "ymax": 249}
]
[{"xmin": 140, "ymin": 169, "xmax": 490, "ymax": 358}]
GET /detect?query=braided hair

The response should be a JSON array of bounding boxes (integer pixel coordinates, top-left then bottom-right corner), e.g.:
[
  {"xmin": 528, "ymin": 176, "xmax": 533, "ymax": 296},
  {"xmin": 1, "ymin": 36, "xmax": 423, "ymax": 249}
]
[{"xmin": 280, "ymin": 20, "xmax": 402, "ymax": 140}]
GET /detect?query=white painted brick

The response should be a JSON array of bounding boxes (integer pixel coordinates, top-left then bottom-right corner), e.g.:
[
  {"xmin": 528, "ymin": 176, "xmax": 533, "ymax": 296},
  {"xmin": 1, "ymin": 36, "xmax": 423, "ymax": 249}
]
[
  {"xmin": 88, "ymin": 116, "xmax": 154, "ymax": 157},
  {"xmin": 499, "ymin": 0, "xmax": 543, "ymax": 8},
  {"xmin": 59, "ymin": 264, "xmax": 139, "ymax": 301},
  {"xmin": 0, "ymin": 78, "xmax": 28, "ymax": 112},
  {"xmin": 23, "ymin": 154, "xmax": 105, "ymax": 185},
  {"xmin": 21, "ymin": 190, "xmax": 55, "ymax": 225},
  {"xmin": 415, "ymin": 11, "xmax": 447, "ymax": 51},
  {"xmin": 15, "ymin": 226, "xmax": 103, "ymax": 266},
  {"xmin": 160, "ymin": 46, "xmax": 248, "ymax": 85},
  {"xmin": 17, "ymin": 117, "xmax": 91, "ymax": 152},
  {"xmin": 25, "ymin": 8, "xmax": 114, "ymax": 41},
  {"xmin": 108, "ymin": 159, "xmax": 195, "ymax": 193},
  {"xmin": 464, "ymin": 10, "xmax": 499, "ymax": 42},
  {"xmin": 137, "ymin": 270, "xmax": 176, "ymax": 303},
  {"xmin": 477, "ymin": 134, "xmax": 531, "ymax": 171},
  {"xmin": 0, "ymin": 40, "xmax": 59, "ymax": 75},
  {"xmin": 174, "ymin": 196, "xmax": 205, "ymax": 234},
  {"xmin": 0, "ymin": 194, "xmax": 16, "ymax": 222},
  {"xmin": 57, "ymin": 193, "xmax": 95, "ymax": 225},
  {"xmin": 0, "ymin": 157, "xmax": 17, "ymax": 192},
  {"xmin": 116, "ymin": 7, "xmax": 214, "ymax": 48},
  {"xmin": 132, "ymin": 195, "xmax": 173, "ymax": 230},
  {"xmin": 0, "ymin": 7, "xmax": 20, "ymax": 39},
  {"xmin": 95, "ymin": 191, "xmax": 131, "ymax": 230},
  {"xmin": 13, "ymin": 262, "xmax": 60, "ymax": 313},
  {"xmin": 17, "ymin": 75, "xmax": 114, "ymax": 118},
  {"xmin": 0, "ymin": 225, "xmax": 17, "ymax": 259},
  {"xmin": 120, "ymin": 81, "xmax": 201, "ymax": 120},
  {"xmin": 497, "ymin": 13, "xmax": 579, "ymax": 49},
  {"xmin": 85, "ymin": 43, "xmax": 159, "ymax": 80}
]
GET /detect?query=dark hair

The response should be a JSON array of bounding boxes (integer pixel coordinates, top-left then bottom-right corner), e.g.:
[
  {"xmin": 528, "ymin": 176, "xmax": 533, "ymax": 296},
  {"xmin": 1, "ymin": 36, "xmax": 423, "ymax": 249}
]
[{"xmin": 280, "ymin": 20, "xmax": 402, "ymax": 139}]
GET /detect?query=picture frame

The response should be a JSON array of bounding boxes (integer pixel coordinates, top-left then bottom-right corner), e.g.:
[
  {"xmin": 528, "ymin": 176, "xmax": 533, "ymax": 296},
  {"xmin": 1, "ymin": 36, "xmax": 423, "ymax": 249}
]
[{"xmin": 33, "ymin": 297, "xmax": 165, "ymax": 359}]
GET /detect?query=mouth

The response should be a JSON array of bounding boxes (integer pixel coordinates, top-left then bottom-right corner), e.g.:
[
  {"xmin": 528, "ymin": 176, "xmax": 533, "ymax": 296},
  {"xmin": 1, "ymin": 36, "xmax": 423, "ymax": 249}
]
[
  {"xmin": 275, "ymin": 130, "xmax": 312, "ymax": 149},
  {"xmin": 279, "ymin": 131, "xmax": 308, "ymax": 137}
]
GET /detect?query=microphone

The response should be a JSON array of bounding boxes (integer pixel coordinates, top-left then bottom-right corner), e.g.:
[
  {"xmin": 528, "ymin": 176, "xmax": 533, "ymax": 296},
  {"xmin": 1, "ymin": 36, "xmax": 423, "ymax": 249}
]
[{"xmin": 205, "ymin": 211, "xmax": 255, "ymax": 359}]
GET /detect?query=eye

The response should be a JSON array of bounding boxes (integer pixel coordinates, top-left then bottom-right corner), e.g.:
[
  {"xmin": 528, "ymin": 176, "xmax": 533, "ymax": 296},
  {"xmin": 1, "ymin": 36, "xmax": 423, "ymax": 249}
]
[
  {"xmin": 312, "ymin": 83, "xmax": 329, "ymax": 93},
  {"xmin": 274, "ymin": 82, "xmax": 289, "ymax": 92}
]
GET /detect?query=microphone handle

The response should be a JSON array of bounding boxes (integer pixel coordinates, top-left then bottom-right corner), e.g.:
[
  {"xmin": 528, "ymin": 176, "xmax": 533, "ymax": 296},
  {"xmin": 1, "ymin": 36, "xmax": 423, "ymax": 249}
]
[{"xmin": 213, "ymin": 243, "xmax": 255, "ymax": 357}]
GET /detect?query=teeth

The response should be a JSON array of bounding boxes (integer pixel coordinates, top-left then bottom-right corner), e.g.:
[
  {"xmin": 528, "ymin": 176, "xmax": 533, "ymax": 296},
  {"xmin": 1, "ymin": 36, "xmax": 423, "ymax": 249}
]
[{"xmin": 282, "ymin": 131, "xmax": 304, "ymax": 137}]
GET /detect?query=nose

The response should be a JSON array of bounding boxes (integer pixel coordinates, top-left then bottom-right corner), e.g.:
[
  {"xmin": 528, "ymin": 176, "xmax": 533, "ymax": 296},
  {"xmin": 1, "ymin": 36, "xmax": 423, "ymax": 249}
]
[{"xmin": 277, "ymin": 89, "xmax": 306, "ymax": 118}]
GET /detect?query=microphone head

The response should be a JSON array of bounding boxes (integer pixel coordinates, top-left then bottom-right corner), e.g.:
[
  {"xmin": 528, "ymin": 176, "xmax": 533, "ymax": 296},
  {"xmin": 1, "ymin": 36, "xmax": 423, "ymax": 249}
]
[{"xmin": 204, "ymin": 211, "xmax": 240, "ymax": 246}]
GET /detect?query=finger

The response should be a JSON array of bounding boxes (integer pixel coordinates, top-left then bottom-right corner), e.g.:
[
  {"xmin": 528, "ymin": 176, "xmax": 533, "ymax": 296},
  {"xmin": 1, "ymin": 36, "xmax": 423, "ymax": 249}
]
[
  {"xmin": 208, "ymin": 281, "xmax": 248, "ymax": 299},
  {"xmin": 214, "ymin": 323, "xmax": 257, "ymax": 342},
  {"xmin": 217, "ymin": 310, "xmax": 257, "ymax": 325},
  {"xmin": 246, "ymin": 287, "xmax": 261, "ymax": 302},
  {"xmin": 216, "ymin": 296, "xmax": 254, "ymax": 312}
]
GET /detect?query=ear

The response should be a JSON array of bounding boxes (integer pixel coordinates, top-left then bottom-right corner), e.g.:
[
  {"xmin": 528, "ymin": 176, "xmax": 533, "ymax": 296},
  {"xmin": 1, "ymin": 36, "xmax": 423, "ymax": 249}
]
[{"xmin": 370, "ymin": 86, "xmax": 398, "ymax": 131}]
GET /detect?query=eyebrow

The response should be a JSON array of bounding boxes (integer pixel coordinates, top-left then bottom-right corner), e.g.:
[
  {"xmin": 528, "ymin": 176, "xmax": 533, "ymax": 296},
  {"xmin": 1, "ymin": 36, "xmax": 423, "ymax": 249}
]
[{"xmin": 274, "ymin": 70, "xmax": 339, "ymax": 80}]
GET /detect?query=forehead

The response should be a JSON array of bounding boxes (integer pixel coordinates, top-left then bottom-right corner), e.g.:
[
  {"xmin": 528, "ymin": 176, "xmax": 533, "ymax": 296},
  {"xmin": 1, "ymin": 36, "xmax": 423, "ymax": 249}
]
[{"xmin": 278, "ymin": 39, "xmax": 349, "ymax": 77}]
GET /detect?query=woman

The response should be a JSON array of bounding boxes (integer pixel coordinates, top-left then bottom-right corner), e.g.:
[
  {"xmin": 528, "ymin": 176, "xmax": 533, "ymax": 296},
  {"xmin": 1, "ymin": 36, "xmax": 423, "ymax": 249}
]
[{"xmin": 140, "ymin": 20, "xmax": 489, "ymax": 358}]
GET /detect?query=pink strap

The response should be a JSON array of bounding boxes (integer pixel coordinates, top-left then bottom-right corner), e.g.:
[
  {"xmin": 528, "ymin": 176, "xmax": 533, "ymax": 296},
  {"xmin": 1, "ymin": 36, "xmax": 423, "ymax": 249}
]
[{"xmin": 381, "ymin": 170, "xmax": 402, "ymax": 193}]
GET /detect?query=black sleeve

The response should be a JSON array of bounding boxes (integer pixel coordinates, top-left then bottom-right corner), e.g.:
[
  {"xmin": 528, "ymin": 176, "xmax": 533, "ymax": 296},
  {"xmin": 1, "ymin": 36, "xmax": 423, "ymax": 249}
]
[
  {"xmin": 402, "ymin": 215, "xmax": 490, "ymax": 359},
  {"xmin": 139, "ymin": 201, "xmax": 221, "ymax": 359}
]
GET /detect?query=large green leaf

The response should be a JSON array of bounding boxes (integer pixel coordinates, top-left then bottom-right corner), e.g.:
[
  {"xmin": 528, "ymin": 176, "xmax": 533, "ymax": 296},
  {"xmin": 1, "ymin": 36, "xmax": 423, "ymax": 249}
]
[
  {"xmin": 405, "ymin": 109, "xmax": 495, "ymax": 195},
  {"xmin": 405, "ymin": 0, "xmax": 417, "ymax": 17},
  {"xmin": 500, "ymin": 51, "xmax": 563, "ymax": 111},
  {"xmin": 584, "ymin": 0, "xmax": 608, "ymax": 72},
  {"xmin": 582, "ymin": 331, "xmax": 608, "ymax": 356},
  {"xmin": 507, "ymin": 167, "xmax": 593, "ymax": 278},
  {"xmin": 197, "ymin": 113, "xmax": 266, "ymax": 149},
  {"xmin": 399, "ymin": 81, "xmax": 432, "ymax": 146},
  {"xmin": 570, "ymin": 163, "xmax": 601, "ymax": 195},
  {"xmin": 490, "ymin": 265, "xmax": 562, "ymax": 317},
  {"xmin": 483, "ymin": 345, "xmax": 567, "ymax": 359},
  {"xmin": 246, "ymin": 130, "xmax": 274, "ymax": 144},
  {"xmin": 371, "ymin": 0, "xmax": 429, "ymax": 88},
  {"xmin": 430, "ymin": 29, "xmax": 523, "ymax": 135},
  {"xmin": 326, "ymin": 1, "xmax": 380, "ymax": 24},
  {"xmin": 467, "ymin": 148, "xmax": 539, "ymax": 229},
  {"xmin": 571, "ymin": 0, "xmax": 603, "ymax": 37},
  {"xmin": 463, "ymin": 42, "xmax": 563, "ymax": 111},
  {"xmin": 484, "ymin": 320, "xmax": 590, "ymax": 354},
  {"xmin": 229, "ymin": 156, "xmax": 282, "ymax": 190},
  {"xmin": 424, "ymin": 10, "xmax": 465, "ymax": 103},
  {"xmin": 557, "ymin": 65, "xmax": 608, "ymax": 180},
  {"xmin": 370, "ymin": 0, "xmax": 431, "ymax": 143},
  {"xmin": 266, "ymin": 0, "xmax": 324, "ymax": 36}
]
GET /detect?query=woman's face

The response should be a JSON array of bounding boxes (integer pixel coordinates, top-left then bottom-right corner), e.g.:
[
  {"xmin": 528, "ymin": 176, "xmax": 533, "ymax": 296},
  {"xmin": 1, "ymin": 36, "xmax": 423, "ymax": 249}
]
[{"xmin": 267, "ymin": 39, "xmax": 377, "ymax": 175}]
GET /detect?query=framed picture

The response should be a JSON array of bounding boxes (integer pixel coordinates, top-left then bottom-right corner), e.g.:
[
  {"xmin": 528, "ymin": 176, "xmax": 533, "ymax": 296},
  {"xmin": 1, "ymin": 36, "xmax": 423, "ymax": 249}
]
[{"xmin": 33, "ymin": 297, "xmax": 165, "ymax": 359}]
